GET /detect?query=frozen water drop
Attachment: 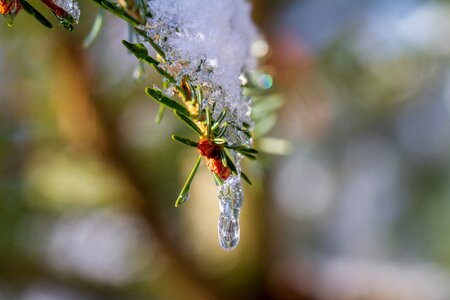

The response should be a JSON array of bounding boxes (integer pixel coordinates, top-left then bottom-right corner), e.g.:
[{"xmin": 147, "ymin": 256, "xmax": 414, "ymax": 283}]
[
  {"xmin": 217, "ymin": 175, "xmax": 244, "ymax": 250},
  {"xmin": 218, "ymin": 212, "xmax": 240, "ymax": 250}
]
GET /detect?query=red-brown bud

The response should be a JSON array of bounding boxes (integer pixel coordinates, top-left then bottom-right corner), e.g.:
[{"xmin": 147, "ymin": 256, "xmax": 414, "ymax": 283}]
[
  {"xmin": 197, "ymin": 138, "xmax": 230, "ymax": 180},
  {"xmin": 197, "ymin": 138, "xmax": 221, "ymax": 159},
  {"xmin": 206, "ymin": 158, "xmax": 231, "ymax": 180}
]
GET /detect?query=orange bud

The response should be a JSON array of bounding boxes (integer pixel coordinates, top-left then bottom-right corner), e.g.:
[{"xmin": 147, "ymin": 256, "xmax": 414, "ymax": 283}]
[{"xmin": 206, "ymin": 158, "xmax": 230, "ymax": 180}]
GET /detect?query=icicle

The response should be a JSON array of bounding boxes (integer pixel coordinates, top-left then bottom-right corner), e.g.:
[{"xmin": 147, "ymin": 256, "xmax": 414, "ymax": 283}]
[{"xmin": 217, "ymin": 175, "xmax": 244, "ymax": 250}]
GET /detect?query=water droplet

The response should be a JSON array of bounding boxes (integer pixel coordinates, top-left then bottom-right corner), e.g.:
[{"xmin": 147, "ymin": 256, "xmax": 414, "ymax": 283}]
[
  {"xmin": 175, "ymin": 192, "xmax": 190, "ymax": 207},
  {"xmin": 6, "ymin": 17, "xmax": 14, "ymax": 27}
]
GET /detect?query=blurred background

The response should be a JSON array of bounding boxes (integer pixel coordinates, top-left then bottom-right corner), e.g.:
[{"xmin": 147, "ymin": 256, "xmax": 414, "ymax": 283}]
[{"xmin": 1, "ymin": 0, "xmax": 450, "ymax": 299}]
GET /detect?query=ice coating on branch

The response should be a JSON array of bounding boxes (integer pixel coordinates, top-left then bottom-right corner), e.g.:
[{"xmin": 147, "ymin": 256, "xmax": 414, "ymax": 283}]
[{"xmin": 144, "ymin": 0, "xmax": 257, "ymax": 249}]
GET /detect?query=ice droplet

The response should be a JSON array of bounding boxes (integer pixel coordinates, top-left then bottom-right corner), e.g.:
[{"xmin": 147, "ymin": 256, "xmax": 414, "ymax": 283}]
[
  {"xmin": 217, "ymin": 175, "xmax": 244, "ymax": 250},
  {"xmin": 218, "ymin": 212, "xmax": 240, "ymax": 250}
]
